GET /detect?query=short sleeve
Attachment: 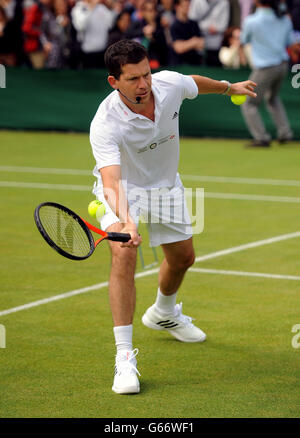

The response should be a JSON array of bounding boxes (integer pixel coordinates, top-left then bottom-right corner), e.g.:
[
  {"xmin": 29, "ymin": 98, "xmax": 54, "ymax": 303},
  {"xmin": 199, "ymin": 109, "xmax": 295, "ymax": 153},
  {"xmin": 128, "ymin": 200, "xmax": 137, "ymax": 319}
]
[
  {"xmin": 154, "ymin": 70, "xmax": 198, "ymax": 101},
  {"xmin": 180, "ymin": 74, "xmax": 199, "ymax": 100},
  {"xmin": 90, "ymin": 119, "xmax": 121, "ymax": 170}
]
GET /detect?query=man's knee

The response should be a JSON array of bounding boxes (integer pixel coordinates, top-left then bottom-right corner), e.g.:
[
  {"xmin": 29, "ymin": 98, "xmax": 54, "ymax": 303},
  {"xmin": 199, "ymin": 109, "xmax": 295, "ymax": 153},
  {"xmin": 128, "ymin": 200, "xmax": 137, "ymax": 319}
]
[{"xmin": 173, "ymin": 250, "xmax": 195, "ymax": 271}]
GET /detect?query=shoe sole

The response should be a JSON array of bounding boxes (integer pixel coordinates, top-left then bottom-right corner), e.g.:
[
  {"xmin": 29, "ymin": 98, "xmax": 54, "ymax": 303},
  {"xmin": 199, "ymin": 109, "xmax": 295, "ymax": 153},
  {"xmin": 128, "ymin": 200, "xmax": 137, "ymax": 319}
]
[
  {"xmin": 142, "ymin": 313, "xmax": 207, "ymax": 343},
  {"xmin": 112, "ymin": 385, "xmax": 140, "ymax": 394}
]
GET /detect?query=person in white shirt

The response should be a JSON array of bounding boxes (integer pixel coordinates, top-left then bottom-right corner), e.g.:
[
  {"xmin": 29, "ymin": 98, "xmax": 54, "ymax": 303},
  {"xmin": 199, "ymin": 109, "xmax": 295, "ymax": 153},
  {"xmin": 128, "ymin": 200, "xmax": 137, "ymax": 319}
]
[
  {"xmin": 188, "ymin": 0, "xmax": 230, "ymax": 66},
  {"xmin": 71, "ymin": 0, "xmax": 116, "ymax": 68},
  {"xmin": 89, "ymin": 39, "xmax": 257, "ymax": 394}
]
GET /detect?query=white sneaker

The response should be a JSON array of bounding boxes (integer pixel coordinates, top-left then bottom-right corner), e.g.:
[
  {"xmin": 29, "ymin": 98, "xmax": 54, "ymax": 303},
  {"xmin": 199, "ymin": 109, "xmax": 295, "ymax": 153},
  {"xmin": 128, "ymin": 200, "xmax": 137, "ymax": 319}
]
[
  {"xmin": 142, "ymin": 303, "xmax": 206, "ymax": 343},
  {"xmin": 112, "ymin": 348, "xmax": 140, "ymax": 394}
]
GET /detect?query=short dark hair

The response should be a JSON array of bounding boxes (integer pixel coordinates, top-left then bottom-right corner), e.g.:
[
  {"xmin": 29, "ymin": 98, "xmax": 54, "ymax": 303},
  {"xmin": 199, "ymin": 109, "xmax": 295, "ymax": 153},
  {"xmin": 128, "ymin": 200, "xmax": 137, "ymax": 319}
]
[
  {"xmin": 258, "ymin": 0, "xmax": 286, "ymax": 17},
  {"xmin": 104, "ymin": 40, "xmax": 149, "ymax": 79},
  {"xmin": 174, "ymin": 0, "xmax": 189, "ymax": 7}
]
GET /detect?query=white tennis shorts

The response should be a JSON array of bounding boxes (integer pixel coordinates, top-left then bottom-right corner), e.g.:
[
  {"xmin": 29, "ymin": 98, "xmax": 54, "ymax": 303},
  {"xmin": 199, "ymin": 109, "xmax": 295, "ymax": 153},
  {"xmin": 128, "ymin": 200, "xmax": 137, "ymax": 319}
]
[{"xmin": 93, "ymin": 175, "xmax": 193, "ymax": 247}]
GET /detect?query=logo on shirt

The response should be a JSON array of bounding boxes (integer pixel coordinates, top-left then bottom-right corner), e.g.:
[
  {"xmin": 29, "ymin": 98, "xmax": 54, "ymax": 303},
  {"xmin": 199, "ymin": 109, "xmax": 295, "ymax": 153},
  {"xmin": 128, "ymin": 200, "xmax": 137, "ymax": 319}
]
[
  {"xmin": 137, "ymin": 143, "xmax": 157, "ymax": 153},
  {"xmin": 137, "ymin": 135, "xmax": 175, "ymax": 154},
  {"xmin": 172, "ymin": 111, "xmax": 179, "ymax": 119}
]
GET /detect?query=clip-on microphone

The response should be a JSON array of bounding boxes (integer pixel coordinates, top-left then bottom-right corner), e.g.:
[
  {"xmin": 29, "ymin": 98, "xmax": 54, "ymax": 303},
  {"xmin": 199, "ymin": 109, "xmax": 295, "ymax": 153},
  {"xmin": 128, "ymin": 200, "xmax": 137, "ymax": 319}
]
[{"xmin": 117, "ymin": 89, "xmax": 142, "ymax": 104}]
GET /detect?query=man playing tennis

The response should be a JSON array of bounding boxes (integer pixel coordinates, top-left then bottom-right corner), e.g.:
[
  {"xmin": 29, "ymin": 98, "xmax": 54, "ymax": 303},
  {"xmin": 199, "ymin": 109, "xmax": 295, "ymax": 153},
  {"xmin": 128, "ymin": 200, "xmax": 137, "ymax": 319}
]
[{"xmin": 90, "ymin": 39, "xmax": 257, "ymax": 394}]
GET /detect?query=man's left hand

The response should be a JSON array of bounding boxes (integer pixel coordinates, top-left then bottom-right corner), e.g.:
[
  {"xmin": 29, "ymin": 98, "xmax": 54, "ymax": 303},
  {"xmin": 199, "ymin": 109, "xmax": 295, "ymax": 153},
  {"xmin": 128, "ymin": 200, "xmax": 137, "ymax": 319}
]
[{"xmin": 229, "ymin": 80, "xmax": 257, "ymax": 98}]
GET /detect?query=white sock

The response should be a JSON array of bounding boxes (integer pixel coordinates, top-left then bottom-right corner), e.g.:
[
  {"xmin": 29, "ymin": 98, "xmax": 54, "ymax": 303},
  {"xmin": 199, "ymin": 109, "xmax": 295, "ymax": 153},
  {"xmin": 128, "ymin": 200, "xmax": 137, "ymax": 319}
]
[
  {"xmin": 113, "ymin": 325, "xmax": 133, "ymax": 355},
  {"xmin": 154, "ymin": 288, "xmax": 177, "ymax": 315}
]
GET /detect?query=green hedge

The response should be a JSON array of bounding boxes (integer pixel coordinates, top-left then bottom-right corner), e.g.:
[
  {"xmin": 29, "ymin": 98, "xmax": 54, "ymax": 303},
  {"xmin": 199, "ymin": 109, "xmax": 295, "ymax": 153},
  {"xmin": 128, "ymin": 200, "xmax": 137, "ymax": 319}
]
[{"xmin": 0, "ymin": 66, "xmax": 299, "ymax": 139}]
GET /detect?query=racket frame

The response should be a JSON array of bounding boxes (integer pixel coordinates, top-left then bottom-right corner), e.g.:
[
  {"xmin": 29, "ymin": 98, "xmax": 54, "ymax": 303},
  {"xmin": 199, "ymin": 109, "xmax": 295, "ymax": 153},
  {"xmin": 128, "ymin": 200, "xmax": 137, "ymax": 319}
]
[{"xmin": 34, "ymin": 202, "xmax": 99, "ymax": 260}]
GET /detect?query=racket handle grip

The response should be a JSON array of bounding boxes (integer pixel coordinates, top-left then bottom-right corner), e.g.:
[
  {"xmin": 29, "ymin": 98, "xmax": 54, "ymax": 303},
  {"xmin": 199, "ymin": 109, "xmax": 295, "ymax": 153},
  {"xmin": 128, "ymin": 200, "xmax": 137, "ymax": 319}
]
[{"xmin": 107, "ymin": 232, "xmax": 131, "ymax": 242}]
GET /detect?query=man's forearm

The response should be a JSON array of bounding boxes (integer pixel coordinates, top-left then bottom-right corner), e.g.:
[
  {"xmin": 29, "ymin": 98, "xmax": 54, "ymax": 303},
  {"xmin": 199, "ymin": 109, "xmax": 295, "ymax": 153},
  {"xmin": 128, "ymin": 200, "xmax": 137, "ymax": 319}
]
[
  {"xmin": 190, "ymin": 75, "xmax": 229, "ymax": 95},
  {"xmin": 173, "ymin": 39, "xmax": 196, "ymax": 54},
  {"xmin": 100, "ymin": 165, "xmax": 135, "ymax": 225},
  {"xmin": 103, "ymin": 181, "xmax": 135, "ymax": 225}
]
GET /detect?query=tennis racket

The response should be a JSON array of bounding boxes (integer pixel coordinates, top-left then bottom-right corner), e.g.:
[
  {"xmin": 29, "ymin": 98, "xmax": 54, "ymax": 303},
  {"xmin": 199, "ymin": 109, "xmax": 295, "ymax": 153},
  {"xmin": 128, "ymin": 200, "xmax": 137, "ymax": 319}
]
[{"xmin": 34, "ymin": 202, "xmax": 131, "ymax": 260}]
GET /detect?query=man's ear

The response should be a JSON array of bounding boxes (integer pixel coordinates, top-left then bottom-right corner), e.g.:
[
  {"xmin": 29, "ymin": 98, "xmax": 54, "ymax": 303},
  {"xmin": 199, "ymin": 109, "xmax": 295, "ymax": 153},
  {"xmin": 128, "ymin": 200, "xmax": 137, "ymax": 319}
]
[{"xmin": 108, "ymin": 75, "xmax": 118, "ymax": 90}]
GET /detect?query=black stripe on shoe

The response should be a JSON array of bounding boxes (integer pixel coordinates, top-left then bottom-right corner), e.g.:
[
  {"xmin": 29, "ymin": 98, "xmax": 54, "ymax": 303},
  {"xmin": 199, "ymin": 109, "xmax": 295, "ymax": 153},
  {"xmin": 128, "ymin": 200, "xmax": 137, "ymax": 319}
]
[
  {"xmin": 157, "ymin": 320, "xmax": 171, "ymax": 325},
  {"xmin": 157, "ymin": 320, "xmax": 179, "ymax": 328},
  {"xmin": 161, "ymin": 322, "xmax": 179, "ymax": 328}
]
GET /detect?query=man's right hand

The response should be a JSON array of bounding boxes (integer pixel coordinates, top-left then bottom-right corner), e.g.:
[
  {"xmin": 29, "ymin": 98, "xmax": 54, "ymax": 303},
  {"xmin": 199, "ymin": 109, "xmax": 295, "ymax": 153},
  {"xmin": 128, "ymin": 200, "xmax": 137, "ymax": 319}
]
[{"xmin": 120, "ymin": 223, "xmax": 142, "ymax": 248}]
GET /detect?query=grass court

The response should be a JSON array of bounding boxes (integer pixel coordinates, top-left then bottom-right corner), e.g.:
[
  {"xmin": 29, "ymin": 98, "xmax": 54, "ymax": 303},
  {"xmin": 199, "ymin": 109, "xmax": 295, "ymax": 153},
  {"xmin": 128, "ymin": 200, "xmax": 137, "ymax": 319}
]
[{"xmin": 0, "ymin": 130, "xmax": 300, "ymax": 418}]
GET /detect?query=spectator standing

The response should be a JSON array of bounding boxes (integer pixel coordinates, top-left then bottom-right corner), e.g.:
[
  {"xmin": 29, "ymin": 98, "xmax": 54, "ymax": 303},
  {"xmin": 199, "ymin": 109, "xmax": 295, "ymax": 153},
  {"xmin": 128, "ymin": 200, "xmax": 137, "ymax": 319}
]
[
  {"xmin": 0, "ymin": 4, "xmax": 18, "ymax": 65},
  {"xmin": 241, "ymin": 0, "xmax": 294, "ymax": 147},
  {"xmin": 71, "ymin": 0, "xmax": 115, "ymax": 68},
  {"xmin": 131, "ymin": 0, "xmax": 145, "ymax": 21},
  {"xmin": 158, "ymin": 0, "xmax": 176, "ymax": 57},
  {"xmin": 140, "ymin": 0, "xmax": 169, "ymax": 66},
  {"xmin": 127, "ymin": 0, "xmax": 169, "ymax": 66},
  {"xmin": 188, "ymin": 0, "xmax": 230, "ymax": 66},
  {"xmin": 239, "ymin": 0, "xmax": 254, "ymax": 25},
  {"xmin": 22, "ymin": 0, "xmax": 45, "ymax": 68},
  {"xmin": 0, "ymin": 0, "xmax": 24, "ymax": 65},
  {"xmin": 287, "ymin": 32, "xmax": 300, "ymax": 64},
  {"xmin": 228, "ymin": 0, "xmax": 241, "ymax": 26},
  {"xmin": 287, "ymin": 0, "xmax": 300, "ymax": 30},
  {"xmin": 107, "ymin": 10, "xmax": 131, "ymax": 47},
  {"xmin": 41, "ymin": 0, "xmax": 72, "ymax": 68},
  {"xmin": 170, "ymin": 0, "xmax": 204, "ymax": 65},
  {"xmin": 158, "ymin": 0, "xmax": 175, "ymax": 27},
  {"xmin": 219, "ymin": 26, "xmax": 252, "ymax": 68}
]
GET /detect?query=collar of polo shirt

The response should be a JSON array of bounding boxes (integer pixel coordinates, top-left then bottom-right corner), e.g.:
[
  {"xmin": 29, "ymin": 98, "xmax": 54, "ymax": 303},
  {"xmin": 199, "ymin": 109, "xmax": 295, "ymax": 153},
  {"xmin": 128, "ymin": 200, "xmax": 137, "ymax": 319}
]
[{"xmin": 114, "ymin": 81, "xmax": 168, "ymax": 121}]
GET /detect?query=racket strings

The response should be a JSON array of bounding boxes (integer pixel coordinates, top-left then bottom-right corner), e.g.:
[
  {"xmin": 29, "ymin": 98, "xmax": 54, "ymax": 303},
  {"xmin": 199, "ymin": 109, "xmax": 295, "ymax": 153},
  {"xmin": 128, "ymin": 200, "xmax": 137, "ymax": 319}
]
[{"xmin": 39, "ymin": 206, "xmax": 92, "ymax": 257}]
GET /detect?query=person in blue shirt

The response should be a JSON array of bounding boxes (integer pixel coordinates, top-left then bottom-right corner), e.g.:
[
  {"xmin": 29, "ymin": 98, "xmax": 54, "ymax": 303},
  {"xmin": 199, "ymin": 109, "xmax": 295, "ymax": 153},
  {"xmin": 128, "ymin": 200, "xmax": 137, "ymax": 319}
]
[{"xmin": 241, "ymin": 0, "xmax": 294, "ymax": 147}]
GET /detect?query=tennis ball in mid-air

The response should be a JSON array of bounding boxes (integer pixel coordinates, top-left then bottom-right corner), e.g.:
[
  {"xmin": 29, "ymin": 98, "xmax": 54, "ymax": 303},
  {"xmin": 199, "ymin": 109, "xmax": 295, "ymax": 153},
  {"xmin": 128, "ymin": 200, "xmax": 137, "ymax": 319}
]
[
  {"xmin": 88, "ymin": 200, "xmax": 102, "ymax": 218},
  {"xmin": 231, "ymin": 95, "xmax": 247, "ymax": 105},
  {"xmin": 96, "ymin": 203, "xmax": 106, "ymax": 221}
]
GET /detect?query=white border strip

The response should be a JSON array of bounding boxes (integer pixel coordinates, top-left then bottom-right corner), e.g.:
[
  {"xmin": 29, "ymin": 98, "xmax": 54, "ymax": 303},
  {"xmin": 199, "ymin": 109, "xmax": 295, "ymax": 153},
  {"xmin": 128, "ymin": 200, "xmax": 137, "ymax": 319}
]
[
  {"xmin": 189, "ymin": 268, "xmax": 300, "ymax": 281},
  {"xmin": 0, "ymin": 166, "xmax": 91, "ymax": 176},
  {"xmin": 194, "ymin": 230, "xmax": 300, "ymax": 263},
  {"xmin": 0, "ymin": 270, "xmax": 158, "ymax": 317},
  {"xmin": 1, "ymin": 181, "xmax": 300, "ymax": 204},
  {"xmin": 0, "ymin": 231, "xmax": 299, "ymax": 317},
  {"xmin": 0, "ymin": 181, "xmax": 90, "ymax": 191},
  {"xmin": 1, "ymin": 167, "xmax": 300, "ymax": 187},
  {"xmin": 181, "ymin": 174, "xmax": 300, "ymax": 188}
]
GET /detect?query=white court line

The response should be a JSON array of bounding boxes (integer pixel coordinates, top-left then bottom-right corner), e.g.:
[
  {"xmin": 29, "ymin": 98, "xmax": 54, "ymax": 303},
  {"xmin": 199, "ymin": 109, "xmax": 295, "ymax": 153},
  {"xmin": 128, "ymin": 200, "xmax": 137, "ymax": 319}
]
[
  {"xmin": 1, "ymin": 181, "xmax": 300, "ymax": 204},
  {"xmin": 0, "ymin": 166, "xmax": 91, "ymax": 176},
  {"xmin": 0, "ymin": 181, "xmax": 90, "ymax": 191},
  {"xmin": 181, "ymin": 174, "xmax": 300, "ymax": 188},
  {"xmin": 202, "ymin": 192, "xmax": 300, "ymax": 204},
  {"xmin": 1, "ymin": 166, "xmax": 300, "ymax": 187},
  {"xmin": 189, "ymin": 268, "xmax": 300, "ymax": 281},
  {"xmin": 0, "ymin": 231, "xmax": 300, "ymax": 317},
  {"xmin": 0, "ymin": 268, "xmax": 158, "ymax": 317},
  {"xmin": 193, "ymin": 230, "xmax": 300, "ymax": 263}
]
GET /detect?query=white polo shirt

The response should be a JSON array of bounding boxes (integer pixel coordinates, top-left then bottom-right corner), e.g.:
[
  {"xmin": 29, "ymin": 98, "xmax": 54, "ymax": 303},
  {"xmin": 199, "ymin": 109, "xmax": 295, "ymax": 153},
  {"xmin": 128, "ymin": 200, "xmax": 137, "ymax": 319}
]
[{"xmin": 90, "ymin": 70, "xmax": 198, "ymax": 192}]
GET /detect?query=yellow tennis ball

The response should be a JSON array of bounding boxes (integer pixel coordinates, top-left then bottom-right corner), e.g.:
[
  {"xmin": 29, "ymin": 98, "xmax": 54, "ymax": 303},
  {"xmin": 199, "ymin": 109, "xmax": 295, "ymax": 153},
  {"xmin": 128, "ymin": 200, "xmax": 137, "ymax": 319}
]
[
  {"xmin": 231, "ymin": 95, "xmax": 247, "ymax": 105},
  {"xmin": 88, "ymin": 200, "xmax": 101, "ymax": 218},
  {"xmin": 96, "ymin": 203, "xmax": 106, "ymax": 221}
]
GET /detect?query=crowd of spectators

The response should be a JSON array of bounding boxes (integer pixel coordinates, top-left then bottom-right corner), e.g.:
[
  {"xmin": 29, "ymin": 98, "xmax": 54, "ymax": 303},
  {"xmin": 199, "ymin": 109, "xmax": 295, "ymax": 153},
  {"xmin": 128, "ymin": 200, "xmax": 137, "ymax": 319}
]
[{"xmin": 0, "ymin": 0, "xmax": 299, "ymax": 69}]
